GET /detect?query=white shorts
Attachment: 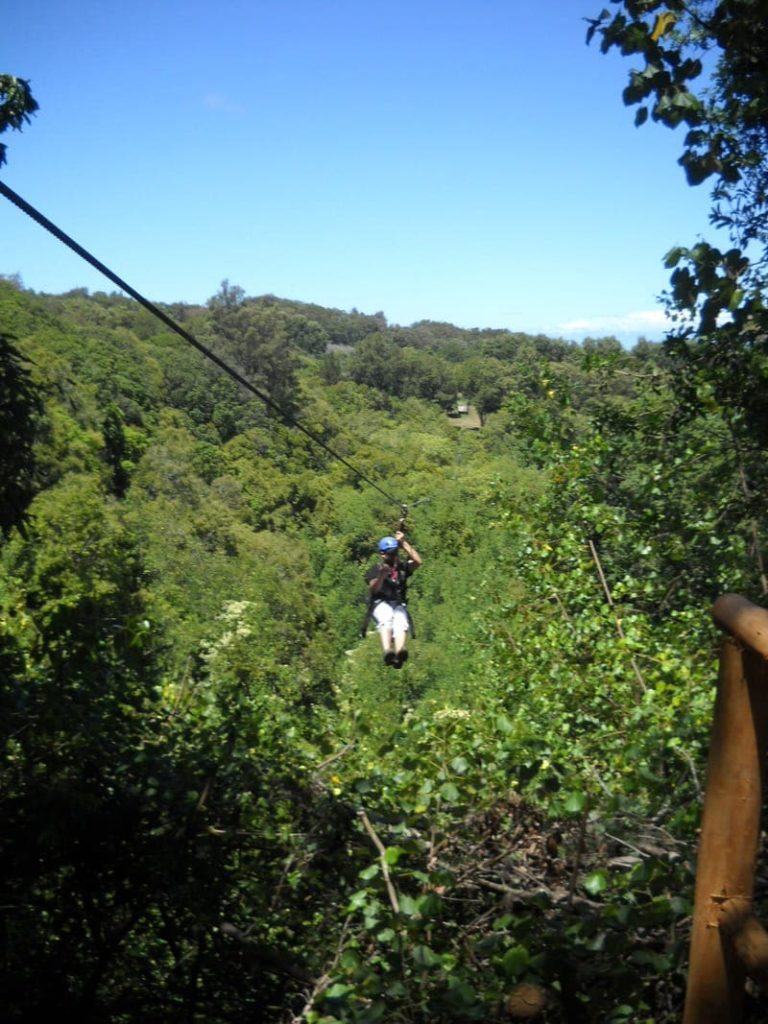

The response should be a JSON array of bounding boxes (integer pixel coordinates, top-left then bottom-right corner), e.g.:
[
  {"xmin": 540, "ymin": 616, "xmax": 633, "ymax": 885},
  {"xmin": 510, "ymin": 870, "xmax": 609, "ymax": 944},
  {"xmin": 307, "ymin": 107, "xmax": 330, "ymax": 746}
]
[{"xmin": 372, "ymin": 601, "xmax": 410, "ymax": 634}]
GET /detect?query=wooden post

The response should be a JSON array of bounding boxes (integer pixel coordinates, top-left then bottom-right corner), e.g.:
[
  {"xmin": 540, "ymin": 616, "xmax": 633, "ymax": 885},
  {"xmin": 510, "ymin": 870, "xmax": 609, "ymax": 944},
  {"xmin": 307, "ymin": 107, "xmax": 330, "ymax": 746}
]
[
  {"xmin": 720, "ymin": 900, "xmax": 768, "ymax": 992},
  {"xmin": 683, "ymin": 611, "xmax": 768, "ymax": 1023}
]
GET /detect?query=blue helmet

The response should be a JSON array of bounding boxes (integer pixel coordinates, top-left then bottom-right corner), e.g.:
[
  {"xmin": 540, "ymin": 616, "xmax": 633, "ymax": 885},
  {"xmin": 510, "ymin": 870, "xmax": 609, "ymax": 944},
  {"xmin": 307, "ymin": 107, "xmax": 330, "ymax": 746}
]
[{"xmin": 378, "ymin": 536, "xmax": 399, "ymax": 553}]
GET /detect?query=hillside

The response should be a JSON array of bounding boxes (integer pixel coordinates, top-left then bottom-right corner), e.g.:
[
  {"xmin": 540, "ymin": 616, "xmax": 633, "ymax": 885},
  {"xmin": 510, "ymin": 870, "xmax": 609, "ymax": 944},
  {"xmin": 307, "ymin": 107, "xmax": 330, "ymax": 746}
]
[{"xmin": 1, "ymin": 277, "xmax": 766, "ymax": 1022}]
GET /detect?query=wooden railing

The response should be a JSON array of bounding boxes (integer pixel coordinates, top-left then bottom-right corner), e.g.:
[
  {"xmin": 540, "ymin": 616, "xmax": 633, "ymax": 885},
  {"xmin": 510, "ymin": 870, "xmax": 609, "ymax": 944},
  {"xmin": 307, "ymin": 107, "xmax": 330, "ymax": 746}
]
[{"xmin": 684, "ymin": 594, "xmax": 768, "ymax": 1022}]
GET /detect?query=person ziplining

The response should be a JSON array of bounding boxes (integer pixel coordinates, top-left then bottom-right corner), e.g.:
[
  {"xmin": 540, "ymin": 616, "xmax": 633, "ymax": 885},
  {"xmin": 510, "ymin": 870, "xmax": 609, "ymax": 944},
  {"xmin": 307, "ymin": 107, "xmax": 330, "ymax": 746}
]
[
  {"xmin": 0, "ymin": 185, "xmax": 432, "ymax": 675},
  {"xmin": 362, "ymin": 531, "xmax": 423, "ymax": 669}
]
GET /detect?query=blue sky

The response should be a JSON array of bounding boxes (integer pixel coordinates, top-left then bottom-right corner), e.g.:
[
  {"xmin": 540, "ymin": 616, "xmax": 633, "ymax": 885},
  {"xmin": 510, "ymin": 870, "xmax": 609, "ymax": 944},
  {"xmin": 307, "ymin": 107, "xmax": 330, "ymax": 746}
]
[{"xmin": 2, "ymin": 0, "xmax": 717, "ymax": 341}]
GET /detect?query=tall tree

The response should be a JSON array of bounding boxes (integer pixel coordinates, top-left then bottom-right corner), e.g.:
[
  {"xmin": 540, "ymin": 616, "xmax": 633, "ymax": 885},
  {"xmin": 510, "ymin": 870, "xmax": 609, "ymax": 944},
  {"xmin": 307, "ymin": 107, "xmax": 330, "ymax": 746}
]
[
  {"xmin": 588, "ymin": 1, "xmax": 768, "ymax": 438},
  {"xmin": 458, "ymin": 356, "xmax": 508, "ymax": 425},
  {"xmin": 102, "ymin": 403, "xmax": 130, "ymax": 498},
  {"xmin": 347, "ymin": 332, "xmax": 404, "ymax": 394},
  {"xmin": 0, "ymin": 79, "xmax": 42, "ymax": 531},
  {"xmin": 208, "ymin": 291, "xmax": 300, "ymax": 415},
  {"xmin": 0, "ymin": 333, "xmax": 43, "ymax": 534}
]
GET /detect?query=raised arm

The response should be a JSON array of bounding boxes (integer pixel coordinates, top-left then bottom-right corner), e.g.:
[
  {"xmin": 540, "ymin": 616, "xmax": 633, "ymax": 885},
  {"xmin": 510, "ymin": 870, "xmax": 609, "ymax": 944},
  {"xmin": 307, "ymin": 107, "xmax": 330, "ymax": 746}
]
[{"xmin": 396, "ymin": 530, "xmax": 422, "ymax": 568}]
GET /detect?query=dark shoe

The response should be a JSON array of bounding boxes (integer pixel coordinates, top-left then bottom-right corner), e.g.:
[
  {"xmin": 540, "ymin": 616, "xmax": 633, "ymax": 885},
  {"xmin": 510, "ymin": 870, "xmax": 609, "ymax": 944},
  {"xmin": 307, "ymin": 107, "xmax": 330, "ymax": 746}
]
[
  {"xmin": 394, "ymin": 649, "xmax": 408, "ymax": 668},
  {"xmin": 384, "ymin": 651, "xmax": 396, "ymax": 667}
]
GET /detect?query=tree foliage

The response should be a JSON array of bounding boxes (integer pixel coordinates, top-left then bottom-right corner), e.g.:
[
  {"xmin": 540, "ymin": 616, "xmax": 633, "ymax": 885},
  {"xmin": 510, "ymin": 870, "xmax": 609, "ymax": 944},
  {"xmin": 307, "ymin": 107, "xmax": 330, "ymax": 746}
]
[
  {"xmin": 588, "ymin": 1, "xmax": 768, "ymax": 446},
  {"xmin": 0, "ymin": 74, "xmax": 38, "ymax": 166},
  {"xmin": 1, "ymin": 277, "xmax": 766, "ymax": 1022},
  {"xmin": 0, "ymin": 332, "xmax": 43, "ymax": 533}
]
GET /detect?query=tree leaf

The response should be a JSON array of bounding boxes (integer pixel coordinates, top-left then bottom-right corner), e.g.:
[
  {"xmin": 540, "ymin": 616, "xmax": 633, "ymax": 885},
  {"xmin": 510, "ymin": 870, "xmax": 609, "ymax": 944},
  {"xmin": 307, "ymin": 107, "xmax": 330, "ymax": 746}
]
[
  {"xmin": 502, "ymin": 945, "xmax": 530, "ymax": 979},
  {"xmin": 583, "ymin": 871, "xmax": 610, "ymax": 895},
  {"xmin": 564, "ymin": 791, "xmax": 586, "ymax": 814},
  {"xmin": 399, "ymin": 894, "xmax": 419, "ymax": 917},
  {"xmin": 325, "ymin": 982, "xmax": 353, "ymax": 1000},
  {"xmin": 413, "ymin": 944, "xmax": 442, "ymax": 968},
  {"xmin": 496, "ymin": 714, "xmax": 514, "ymax": 735},
  {"xmin": 440, "ymin": 781, "xmax": 460, "ymax": 802}
]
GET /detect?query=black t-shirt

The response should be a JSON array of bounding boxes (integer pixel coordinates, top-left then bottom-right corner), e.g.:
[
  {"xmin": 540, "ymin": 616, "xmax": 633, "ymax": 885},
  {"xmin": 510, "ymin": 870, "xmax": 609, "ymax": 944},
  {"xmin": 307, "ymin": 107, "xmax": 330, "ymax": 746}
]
[{"xmin": 365, "ymin": 558, "xmax": 415, "ymax": 605}]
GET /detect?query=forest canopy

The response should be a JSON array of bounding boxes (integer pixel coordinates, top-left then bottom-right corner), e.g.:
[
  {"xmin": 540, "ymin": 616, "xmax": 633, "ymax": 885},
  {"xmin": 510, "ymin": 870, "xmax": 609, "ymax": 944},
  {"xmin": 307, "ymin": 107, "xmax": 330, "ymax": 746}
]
[{"xmin": 1, "ymin": 272, "xmax": 766, "ymax": 1022}]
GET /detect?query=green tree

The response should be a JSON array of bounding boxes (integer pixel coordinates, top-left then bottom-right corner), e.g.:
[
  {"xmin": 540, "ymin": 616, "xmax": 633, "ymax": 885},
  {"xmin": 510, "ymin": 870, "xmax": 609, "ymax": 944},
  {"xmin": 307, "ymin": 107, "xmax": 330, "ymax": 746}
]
[
  {"xmin": 319, "ymin": 349, "xmax": 344, "ymax": 384},
  {"xmin": 102, "ymin": 403, "xmax": 130, "ymax": 497},
  {"xmin": 589, "ymin": 1, "xmax": 768, "ymax": 440},
  {"xmin": 458, "ymin": 356, "xmax": 508, "ymax": 424},
  {"xmin": 208, "ymin": 295, "xmax": 300, "ymax": 414},
  {"xmin": 283, "ymin": 312, "xmax": 329, "ymax": 354},
  {"xmin": 0, "ymin": 74, "xmax": 38, "ymax": 165},
  {"xmin": 348, "ymin": 332, "xmax": 404, "ymax": 394},
  {"xmin": 0, "ymin": 333, "xmax": 43, "ymax": 533},
  {"xmin": 400, "ymin": 348, "xmax": 457, "ymax": 408}
]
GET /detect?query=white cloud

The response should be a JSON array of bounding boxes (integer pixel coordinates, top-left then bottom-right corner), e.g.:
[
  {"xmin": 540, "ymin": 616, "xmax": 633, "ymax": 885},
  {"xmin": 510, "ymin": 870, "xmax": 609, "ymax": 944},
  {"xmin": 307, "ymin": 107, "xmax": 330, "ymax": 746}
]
[
  {"xmin": 203, "ymin": 92, "xmax": 245, "ymax": 115},
  {"xmin": 557, "ymin": 309, "xmax": 670, "ymax": 334}
]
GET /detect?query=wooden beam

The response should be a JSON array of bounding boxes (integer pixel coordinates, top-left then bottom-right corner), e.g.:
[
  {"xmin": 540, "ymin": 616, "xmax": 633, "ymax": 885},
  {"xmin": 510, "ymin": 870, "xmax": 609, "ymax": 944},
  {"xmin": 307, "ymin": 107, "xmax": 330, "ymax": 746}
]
[
  {"xmin": 712, "ymin": 594, "xmax": 768, "ymax": 659},
  {"xmin": 683, "ymin": 639, "xmax": 768, "ymax": 1022}
]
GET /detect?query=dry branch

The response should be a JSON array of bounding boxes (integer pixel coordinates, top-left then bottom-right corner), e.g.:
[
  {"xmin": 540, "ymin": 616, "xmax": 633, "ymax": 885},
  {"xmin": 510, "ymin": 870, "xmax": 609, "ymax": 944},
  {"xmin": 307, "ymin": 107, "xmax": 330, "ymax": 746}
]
[
  {"xmin": 588, "ymin": 538, "xmax": 647, "ymax": 692},
  {"xmin": 358, "ymin": 808, "xmax": 400, "ymax": 915}
]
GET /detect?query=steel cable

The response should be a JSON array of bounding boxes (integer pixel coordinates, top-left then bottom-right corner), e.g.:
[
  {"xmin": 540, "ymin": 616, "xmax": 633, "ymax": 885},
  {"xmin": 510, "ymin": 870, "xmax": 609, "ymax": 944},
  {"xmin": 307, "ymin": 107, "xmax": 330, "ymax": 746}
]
[{"xmin": 0, "ymin": 179, "xmax": 405, "ymax": 509}]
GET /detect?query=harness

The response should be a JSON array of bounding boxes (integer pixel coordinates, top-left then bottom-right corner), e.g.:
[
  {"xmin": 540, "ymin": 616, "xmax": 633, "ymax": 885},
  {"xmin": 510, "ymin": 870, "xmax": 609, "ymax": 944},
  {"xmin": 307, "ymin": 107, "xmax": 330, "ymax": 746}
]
[
  {"xmin": 359, "ymin": 597, "xmax": 416, "ymax": 640},
  {"xmin": 359, "ymin": 561, "xmax": 416, "ymax": 639}
]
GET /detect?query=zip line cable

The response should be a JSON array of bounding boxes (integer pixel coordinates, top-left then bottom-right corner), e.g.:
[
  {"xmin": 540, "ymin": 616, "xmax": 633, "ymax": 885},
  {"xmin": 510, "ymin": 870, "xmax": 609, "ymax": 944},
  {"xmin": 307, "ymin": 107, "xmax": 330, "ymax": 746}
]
[{"xmin": 0, "ymin": 179, "xmax": 405, "ymax": 510}]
